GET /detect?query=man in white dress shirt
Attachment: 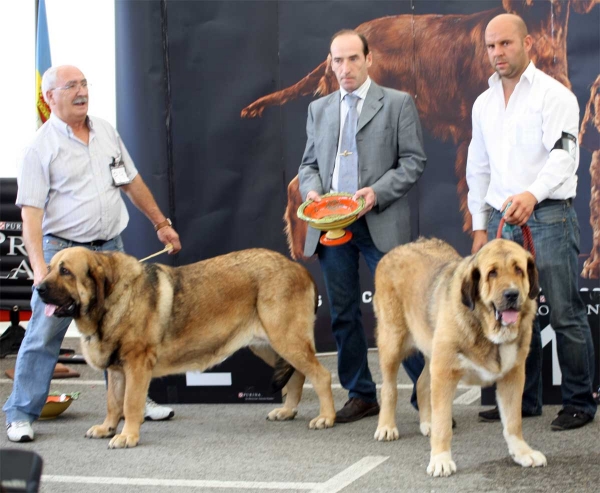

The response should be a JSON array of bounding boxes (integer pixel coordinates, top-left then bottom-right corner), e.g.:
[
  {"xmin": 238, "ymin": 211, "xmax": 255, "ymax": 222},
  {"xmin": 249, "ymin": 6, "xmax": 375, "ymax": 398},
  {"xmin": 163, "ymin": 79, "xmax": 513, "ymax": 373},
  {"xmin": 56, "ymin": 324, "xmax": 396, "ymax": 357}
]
[
  {"xmin": 4, "ymin": 65, "xmax": 182, "ymax": 442},
  {"xmin": 466, "ymin": 14, "xmax": 596, "ymax": 430}
]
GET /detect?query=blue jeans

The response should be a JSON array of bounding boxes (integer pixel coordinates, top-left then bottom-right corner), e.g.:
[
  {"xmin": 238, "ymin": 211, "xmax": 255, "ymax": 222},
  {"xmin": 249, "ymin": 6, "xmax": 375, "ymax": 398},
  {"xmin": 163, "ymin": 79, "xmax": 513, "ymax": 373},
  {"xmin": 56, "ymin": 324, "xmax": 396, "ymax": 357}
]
[
  {"xmin": 489, "ymin": 200, "xmax": 597, "ymax": 417},
  {"xmin": 317, "ymin": 218, "xmax": 423, "ymax": 403},
  {"xmin": 3, "ymin": 235, "xmax": 124, "ymax": 424}
]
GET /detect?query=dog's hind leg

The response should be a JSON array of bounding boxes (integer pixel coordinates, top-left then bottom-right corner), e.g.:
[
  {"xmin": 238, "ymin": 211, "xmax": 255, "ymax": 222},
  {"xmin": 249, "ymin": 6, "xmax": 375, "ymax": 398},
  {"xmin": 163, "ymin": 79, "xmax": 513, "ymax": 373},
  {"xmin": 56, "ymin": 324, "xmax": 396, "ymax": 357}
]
[
  {"xmin": 268, "ymin": 334, "xmax": 335, "ymax": 429},
  {"xmin": 417, "ymin": 358, "xmax": 432, "ymax": 437},
  {"xmin": 496, "ymin": 366, "xmax": 547, "ymax": 469},
  {"xmin": 267, "ymin": 370, "xmax": 305, "ymax": 422},
  {"xmin": 85, "ymin": 368, "xmax": 124, "ymax": 440},
  {"xmin": 374, "ymin": 318, "xmax": 407, "ymax": 442},
  {"xmin": 250, "ymin": 344, "xmax": 313, "ymax": 423},
  {"xmin": 249, "ymin": 344, "xmax": 294, "ymax": 403}
]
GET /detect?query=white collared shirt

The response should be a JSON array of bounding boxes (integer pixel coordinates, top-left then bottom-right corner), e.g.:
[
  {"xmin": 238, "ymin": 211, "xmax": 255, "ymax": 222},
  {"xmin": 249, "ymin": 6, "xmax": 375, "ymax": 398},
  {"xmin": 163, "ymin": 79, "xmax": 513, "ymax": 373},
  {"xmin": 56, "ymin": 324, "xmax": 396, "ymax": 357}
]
[
  {"xmin": 16, "ymin": 113, "xmax": 139, "ymax": 242},
  {"xmin": 466, "ymin": 62, "xmax": 579, "ymax": 230},
  {"xmin": 331, "ymin": 77, "xmax": 372, "ymax": 192}
]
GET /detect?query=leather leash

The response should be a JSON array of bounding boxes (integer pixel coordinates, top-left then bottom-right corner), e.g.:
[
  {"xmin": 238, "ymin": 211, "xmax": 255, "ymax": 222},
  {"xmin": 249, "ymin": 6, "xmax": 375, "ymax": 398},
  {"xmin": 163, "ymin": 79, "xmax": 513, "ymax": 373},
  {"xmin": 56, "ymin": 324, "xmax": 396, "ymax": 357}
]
[{"xmin": 496, "ymin": 211, "xmax": 536, "ymax": 259}]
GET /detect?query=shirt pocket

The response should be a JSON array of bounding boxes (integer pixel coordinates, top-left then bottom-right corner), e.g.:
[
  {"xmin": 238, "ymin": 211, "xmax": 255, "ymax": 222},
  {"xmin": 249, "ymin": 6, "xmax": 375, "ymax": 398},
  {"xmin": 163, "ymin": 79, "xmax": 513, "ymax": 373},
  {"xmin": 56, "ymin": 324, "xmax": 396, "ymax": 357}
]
[{"xmin": 516, "ymin": 113, "xmax": 543, "ymax": 150}]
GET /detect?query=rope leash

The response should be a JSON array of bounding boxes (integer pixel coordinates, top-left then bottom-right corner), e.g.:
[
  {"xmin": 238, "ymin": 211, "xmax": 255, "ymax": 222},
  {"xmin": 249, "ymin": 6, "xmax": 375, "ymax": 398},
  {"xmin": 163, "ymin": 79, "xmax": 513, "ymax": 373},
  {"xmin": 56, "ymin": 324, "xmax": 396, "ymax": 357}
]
[
  {"xmin": 139, "ymin": 243, "xmax": 173, "ymax": 263},
  {"xmin": 496, "ymin": 203, "xmax": 535, "ymax": 258}
]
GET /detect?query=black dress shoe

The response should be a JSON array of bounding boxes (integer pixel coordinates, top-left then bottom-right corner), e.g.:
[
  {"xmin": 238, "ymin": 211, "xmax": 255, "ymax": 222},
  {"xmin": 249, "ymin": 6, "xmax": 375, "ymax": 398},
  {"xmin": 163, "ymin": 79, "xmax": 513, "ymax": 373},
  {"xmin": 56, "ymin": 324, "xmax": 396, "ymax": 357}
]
[
  {"xmin": 335, "ymin": 398, "xmax": 380, "ymax": 423},
  {"xmin": 550, "ymin": 406, "xmax": 594, "ymax": 431},
  {"xmin": 478, "ymin": 406, "xmax": 540, "ymax": 422}
]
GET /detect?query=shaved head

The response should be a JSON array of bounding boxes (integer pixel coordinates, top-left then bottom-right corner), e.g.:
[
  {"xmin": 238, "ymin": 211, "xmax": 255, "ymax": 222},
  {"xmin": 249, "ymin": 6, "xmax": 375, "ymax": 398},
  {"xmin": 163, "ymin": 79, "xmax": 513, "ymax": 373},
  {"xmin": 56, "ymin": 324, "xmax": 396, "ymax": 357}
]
[{"xmin": 486, "ymin": 13, "xmax": 528, "ymax": 40}]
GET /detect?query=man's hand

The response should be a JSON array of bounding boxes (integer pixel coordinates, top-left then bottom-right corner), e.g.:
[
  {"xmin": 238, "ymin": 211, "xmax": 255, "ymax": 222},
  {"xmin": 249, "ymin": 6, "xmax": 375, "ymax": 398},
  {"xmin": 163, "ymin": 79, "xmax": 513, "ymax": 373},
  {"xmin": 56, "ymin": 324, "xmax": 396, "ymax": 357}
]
[
  {"xmin": 157, "ymin": 227, "xmax": 182, "ymax": 254},
  {"xmin": 501, "ymin": 192, "xmax": 537, "ymax": 226},
  {"xmin": 472, "ymin": 230, "xmax": 488, "ymax": 254},
  {"xmin": 306, "ymin": 191, "xmax": 321, "ymax": 202},
  {"xmin": 354, "ymin": 187, "xmax": 376, "ymax": 218},
  {"xmin": 33, "ymin": 264, "xmax": 48, "ymax": 287}
]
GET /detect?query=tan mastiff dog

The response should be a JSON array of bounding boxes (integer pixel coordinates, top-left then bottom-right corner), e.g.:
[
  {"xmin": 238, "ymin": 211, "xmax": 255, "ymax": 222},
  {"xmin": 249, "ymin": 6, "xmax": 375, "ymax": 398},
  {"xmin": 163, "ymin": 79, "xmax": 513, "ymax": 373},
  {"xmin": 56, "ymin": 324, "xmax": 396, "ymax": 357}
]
[
  {"xmin": 373, "ymin": 238, "xmax": 546, "ymax": 476},
  {"xmin": 37, "ymin": 247, "xmax": 336, "ymax": 448}
]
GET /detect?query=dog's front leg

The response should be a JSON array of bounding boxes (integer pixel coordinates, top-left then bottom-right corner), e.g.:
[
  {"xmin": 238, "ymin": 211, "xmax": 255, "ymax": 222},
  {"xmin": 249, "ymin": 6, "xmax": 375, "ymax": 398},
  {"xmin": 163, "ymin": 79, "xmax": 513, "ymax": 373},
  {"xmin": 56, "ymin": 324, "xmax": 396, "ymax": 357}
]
[
  {"xmin": 85, "ymin": 368, "xmax": 124, "ymax": 440},
  {"xmin": 107, "ymin": 360, "xmax": 152, "ymax": 449},
  {"xmin": 496, "ymin": 366, "xmax": 547, "ymax": 468},
  {"xmin": 427, "ymin": 358, "xmax": 460, "ymax": 477}
]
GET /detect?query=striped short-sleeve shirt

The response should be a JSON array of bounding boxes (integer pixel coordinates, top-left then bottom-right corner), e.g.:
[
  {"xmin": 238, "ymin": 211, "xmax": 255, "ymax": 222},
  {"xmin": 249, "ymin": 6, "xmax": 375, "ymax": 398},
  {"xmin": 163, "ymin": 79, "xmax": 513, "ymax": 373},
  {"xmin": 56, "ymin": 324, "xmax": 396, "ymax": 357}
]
[{"xmin": 16, "ymin": 113, "xmax": 139, "ymax": 242}]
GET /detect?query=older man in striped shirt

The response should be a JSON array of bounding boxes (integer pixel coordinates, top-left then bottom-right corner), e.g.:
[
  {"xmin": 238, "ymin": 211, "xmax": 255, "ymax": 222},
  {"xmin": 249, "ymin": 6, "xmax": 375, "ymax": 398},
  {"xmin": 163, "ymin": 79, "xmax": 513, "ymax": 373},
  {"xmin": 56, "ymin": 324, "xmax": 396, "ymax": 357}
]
[{"xmin": 4, "ymin": 65, "xmax": 182, "ymax": 443}]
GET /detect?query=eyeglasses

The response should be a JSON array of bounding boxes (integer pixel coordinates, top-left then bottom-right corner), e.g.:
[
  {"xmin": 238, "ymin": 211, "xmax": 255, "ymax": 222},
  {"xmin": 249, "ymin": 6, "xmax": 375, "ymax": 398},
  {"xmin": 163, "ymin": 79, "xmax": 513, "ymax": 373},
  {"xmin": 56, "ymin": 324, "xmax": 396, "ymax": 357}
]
[{"xmin": 52, "ymin": 80, "xmax": 89, "ymax": 92}]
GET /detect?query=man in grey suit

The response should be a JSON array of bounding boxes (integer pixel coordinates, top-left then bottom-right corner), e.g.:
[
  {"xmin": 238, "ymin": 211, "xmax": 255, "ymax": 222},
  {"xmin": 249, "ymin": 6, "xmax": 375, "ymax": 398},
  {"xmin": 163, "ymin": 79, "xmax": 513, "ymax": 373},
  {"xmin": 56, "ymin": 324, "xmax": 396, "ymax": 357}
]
[{"xmin": 298, "ymin": 30, "xmax": 427, "ymax": 423}]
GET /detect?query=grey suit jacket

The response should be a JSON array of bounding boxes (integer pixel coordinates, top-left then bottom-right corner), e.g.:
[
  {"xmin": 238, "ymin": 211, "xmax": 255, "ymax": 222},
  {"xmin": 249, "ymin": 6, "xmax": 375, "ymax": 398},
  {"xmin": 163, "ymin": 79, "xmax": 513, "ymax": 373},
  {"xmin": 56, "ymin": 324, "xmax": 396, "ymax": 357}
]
[{"xmin": 298, "ymin": 81, "xmax": 427, "ymax": 257}]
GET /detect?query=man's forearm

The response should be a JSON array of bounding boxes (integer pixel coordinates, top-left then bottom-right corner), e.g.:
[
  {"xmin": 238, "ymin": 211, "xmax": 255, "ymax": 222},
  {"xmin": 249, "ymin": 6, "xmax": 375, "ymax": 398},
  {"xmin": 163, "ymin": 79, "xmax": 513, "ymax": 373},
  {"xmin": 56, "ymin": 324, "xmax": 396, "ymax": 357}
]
[
  {"xmin": 21, "ymin": 206, "xmax": 46, "ymax": 284},
  {"xmin": 122, "ymin": 175, "xmax": 167, "ymax": 226}
]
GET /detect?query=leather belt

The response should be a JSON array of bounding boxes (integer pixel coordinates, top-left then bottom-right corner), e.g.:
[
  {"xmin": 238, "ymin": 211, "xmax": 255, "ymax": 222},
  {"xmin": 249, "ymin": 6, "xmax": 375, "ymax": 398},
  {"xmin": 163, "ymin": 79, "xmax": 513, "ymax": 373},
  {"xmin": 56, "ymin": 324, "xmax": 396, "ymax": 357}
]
[
  {"xmin": 47, "ymin": 234, "xmax": 111, "ymax": 247},
  {"xmin": 534, "ymin": 198, "xmax": 572, "ymax": 210}
]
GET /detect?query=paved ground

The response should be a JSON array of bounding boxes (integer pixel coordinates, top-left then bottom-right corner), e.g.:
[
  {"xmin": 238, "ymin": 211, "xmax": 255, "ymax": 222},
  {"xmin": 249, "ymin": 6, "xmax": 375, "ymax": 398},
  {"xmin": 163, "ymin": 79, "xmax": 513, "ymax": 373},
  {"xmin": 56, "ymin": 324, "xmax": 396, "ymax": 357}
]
[{"xmin": 1, "ymin": 339, "xmax": 598, "ymax": 493}]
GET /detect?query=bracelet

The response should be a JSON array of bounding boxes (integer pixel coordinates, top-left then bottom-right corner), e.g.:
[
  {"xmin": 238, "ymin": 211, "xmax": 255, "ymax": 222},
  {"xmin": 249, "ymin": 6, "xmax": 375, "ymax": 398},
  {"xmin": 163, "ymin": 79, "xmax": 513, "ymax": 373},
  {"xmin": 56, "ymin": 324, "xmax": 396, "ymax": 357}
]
[{"xmin": 154, "ymin": 218, "xmax": 172, "ymax": 232}]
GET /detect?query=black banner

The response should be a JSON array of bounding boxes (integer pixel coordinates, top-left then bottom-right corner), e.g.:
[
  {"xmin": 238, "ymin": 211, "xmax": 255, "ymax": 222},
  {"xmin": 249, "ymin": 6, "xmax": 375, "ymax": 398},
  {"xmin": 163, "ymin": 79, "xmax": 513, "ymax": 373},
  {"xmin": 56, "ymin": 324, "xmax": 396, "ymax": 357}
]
[{"xmin": 115, "ymin": 0, "xmax": 599, "ymax": 354}]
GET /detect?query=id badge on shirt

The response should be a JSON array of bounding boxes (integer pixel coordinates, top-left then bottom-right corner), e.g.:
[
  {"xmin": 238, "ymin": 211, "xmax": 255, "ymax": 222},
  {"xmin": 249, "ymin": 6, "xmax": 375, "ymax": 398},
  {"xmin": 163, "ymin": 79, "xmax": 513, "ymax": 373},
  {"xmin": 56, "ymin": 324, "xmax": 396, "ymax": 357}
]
[{"xmin": 110, "ymin": 155, "xmax": 131, "ymax": 187}]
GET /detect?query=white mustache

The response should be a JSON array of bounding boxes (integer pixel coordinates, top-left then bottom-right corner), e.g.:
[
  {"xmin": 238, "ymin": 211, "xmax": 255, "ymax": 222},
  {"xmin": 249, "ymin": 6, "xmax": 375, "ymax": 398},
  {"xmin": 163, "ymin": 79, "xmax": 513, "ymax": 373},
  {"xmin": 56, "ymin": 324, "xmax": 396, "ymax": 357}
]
[{"xmin": 73, "ymin": 96, "xmax": 88, "ymax": 104}]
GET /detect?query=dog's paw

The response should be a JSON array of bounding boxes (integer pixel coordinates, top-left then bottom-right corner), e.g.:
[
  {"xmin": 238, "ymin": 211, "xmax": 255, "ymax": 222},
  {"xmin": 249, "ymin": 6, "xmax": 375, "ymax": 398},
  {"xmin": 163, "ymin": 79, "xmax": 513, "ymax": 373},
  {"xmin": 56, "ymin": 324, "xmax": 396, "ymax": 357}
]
[
  {"xmin": 512, "ymin": 449, "xmax": 547, "ymax": 468},
  {"xmin": 108, "ymin": 433, "xmax": 139, "ymax": 449},
  {"xmin": 374, "ymin": 425, "xmax": 399, "ymax": 441},
  {"xmin": 85, "ymin": 424, "xmax": 116, "ymax": 439},
  {"xmin": 427, "ymin": 452, "xmax": 457, "ymax": 477},
  {"xmin": 309, "ymin": 414, "xmax": 335, "ymax": 429},
  {"xmin": 419, "ymin": 422, "xmax": 431, "ymax": 437},
  {"xmin": 266, "ymin": 407, "xmax": 298, "ymax": 421}
]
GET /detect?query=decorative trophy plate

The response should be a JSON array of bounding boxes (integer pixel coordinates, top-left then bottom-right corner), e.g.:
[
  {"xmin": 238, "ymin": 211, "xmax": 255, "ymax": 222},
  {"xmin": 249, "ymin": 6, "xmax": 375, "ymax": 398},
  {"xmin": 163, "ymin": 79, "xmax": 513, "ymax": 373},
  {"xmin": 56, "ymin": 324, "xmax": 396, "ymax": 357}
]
[{"xmin": 297, "ymin": 192, "xmax": 366, "ymax": 246}]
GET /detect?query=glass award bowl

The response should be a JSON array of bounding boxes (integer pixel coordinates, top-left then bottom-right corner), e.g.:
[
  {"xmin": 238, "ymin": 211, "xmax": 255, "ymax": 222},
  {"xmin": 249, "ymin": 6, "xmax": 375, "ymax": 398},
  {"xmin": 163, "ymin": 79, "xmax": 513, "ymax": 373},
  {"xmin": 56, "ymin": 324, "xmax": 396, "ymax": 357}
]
[{"xmin": 297, "ymin": 192, "xmax": 366, "ymax": 246}]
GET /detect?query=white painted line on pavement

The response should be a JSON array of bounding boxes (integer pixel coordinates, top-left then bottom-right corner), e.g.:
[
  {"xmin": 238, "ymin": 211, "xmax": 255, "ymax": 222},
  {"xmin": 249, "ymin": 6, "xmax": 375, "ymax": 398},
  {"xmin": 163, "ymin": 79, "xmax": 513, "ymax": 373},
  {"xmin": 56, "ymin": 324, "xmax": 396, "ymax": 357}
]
[
  {"xmin": 453, "ymin": 386, "xmax": 481, "ymax": 405},
  {"xmin": 309, "ymin": 456, "xmax": 389, "ymax": 493},
  {"xmin": 42, "ymin": 457, "xmax": 389, "ymax": 491},
  {"xmin": 42, "ymin": 475, "xmax": 319, "ymax": 490}
]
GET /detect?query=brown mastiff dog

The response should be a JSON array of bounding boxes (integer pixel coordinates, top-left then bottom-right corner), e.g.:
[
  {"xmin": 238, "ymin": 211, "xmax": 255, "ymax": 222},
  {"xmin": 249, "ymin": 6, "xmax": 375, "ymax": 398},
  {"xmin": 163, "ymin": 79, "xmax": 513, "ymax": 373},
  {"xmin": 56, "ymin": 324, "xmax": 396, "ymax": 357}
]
[
  {"xmin": 373, "ymin": 238, "xmax": 546, "ymax": 476},
  {"xmin": 37, "ymin": 247, "xmax": 336, "ymax": 448}
]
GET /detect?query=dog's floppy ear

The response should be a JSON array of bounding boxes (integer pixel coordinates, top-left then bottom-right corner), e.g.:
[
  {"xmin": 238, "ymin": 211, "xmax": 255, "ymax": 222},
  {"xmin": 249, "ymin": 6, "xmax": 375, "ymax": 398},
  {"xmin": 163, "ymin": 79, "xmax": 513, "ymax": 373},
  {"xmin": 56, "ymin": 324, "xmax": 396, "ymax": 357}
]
[
  {"xmin": 461, "ymin": 264, "xmax": 481, "ymax": 311},
  {"xmin": 88, "ymin": 253, "xmax": 114, "ymax": 313},
  {"xmin": 527, "ymin": 255, "xmax": 540, "ymax": 300}
]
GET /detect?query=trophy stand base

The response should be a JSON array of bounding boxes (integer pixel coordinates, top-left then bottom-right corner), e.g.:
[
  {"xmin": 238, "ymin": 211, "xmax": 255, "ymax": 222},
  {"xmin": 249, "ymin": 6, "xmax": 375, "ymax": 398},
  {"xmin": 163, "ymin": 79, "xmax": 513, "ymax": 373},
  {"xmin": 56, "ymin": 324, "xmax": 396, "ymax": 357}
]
[{"xmin": 320, "ymin": 229, "xmax": 353, "ymax": 247}]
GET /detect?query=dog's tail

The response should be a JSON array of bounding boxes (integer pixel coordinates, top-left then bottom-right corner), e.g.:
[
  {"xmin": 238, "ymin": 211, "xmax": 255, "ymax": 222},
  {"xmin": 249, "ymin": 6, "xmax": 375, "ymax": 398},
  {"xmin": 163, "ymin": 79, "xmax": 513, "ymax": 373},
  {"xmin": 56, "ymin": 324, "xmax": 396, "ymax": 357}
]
[{"xmin": 271, "ymin": 357, "xmax": 296, "ymax": 393}]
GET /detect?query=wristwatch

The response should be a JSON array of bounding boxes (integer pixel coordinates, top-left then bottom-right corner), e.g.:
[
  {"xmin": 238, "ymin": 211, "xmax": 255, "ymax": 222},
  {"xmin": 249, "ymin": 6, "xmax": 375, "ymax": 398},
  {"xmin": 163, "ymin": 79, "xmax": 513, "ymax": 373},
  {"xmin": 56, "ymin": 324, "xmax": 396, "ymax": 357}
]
[{"xmin": 154, "ymin": 218, "xmax": 172, "ymax": 232}]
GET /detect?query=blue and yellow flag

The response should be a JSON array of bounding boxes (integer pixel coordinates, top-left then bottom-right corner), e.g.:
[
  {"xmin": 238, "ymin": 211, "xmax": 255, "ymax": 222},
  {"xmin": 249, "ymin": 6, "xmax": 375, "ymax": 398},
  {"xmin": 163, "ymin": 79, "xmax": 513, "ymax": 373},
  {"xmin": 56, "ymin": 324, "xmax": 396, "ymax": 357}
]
[{"xmin": 36, "ymin": 0, "xmax": 52, "ymax": 127}]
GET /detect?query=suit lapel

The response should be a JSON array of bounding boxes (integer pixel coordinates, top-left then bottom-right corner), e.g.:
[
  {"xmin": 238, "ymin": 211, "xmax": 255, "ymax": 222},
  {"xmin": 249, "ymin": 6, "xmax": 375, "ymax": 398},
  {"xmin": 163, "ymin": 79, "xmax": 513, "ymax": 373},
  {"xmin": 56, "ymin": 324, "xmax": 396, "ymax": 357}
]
[
  {"xmin": 324, "ymin": 92, "xmax": 341, "ymax": 142},
  {"xmin": 357, "ymin": 82, "xmax": 384, "ymax": 133},
  {"xmin": 321, "ymin": 93, "xmax": 341, "ymax": 190}
]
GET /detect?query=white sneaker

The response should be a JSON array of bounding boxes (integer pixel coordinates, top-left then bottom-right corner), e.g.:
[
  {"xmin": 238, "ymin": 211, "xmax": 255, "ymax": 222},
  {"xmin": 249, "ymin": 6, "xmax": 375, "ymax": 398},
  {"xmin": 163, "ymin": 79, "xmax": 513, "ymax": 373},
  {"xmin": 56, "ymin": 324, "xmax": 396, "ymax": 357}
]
[
  {"xmin": 144, "ymin": 397, "xmax": 174, "ymax": 421},
  {"xmin": 6, "ymin": 421, "xmax": 34, "ymax": 442}
]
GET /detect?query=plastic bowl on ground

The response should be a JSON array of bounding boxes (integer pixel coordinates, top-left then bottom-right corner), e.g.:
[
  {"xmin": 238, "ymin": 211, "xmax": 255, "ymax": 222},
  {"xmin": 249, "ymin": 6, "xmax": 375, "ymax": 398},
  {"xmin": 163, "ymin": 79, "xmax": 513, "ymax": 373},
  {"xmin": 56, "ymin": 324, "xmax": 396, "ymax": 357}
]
[{"xmin": 39, "ymin": 394, "xmax": 74, "ymax": 420}]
